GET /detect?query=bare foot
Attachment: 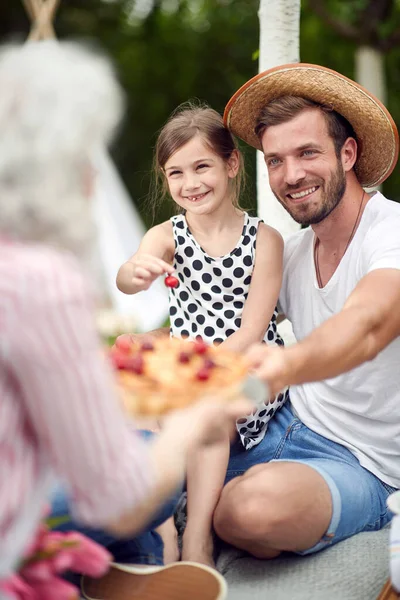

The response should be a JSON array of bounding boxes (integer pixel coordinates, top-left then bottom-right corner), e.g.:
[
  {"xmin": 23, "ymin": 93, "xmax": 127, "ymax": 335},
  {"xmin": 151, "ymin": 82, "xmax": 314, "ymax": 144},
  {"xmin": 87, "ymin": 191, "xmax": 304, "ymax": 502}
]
[
  {"xmin": 156, "ymin": 518, "xmax": 180, "ymax": 564},
  {"xmin": 181, "ymin": 533, "xmax": 216, "ymax": 569}
]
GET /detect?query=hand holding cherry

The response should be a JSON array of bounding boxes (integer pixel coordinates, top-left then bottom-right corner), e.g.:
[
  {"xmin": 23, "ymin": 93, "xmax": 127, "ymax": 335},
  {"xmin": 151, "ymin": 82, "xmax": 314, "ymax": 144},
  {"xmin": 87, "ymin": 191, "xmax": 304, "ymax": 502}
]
[{"xmin": 126, "ymin": 254, "xmax": 176, "ymax": 292}]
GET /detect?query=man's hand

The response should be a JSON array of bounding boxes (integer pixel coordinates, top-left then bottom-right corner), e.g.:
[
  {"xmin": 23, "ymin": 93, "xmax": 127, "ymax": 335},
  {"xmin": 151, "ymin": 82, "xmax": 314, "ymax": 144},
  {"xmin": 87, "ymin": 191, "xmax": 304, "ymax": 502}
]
[{"xmin": 246, "ymin": 343, "xmax": 291, "ymax": 396}]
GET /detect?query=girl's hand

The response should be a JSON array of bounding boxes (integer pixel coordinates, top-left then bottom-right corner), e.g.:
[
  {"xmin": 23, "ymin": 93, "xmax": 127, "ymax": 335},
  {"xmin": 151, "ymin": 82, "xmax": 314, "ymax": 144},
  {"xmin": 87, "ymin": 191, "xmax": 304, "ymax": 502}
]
[{"xmin": 128, "ymin": 254, "xmax": 175, "ymax": 291}]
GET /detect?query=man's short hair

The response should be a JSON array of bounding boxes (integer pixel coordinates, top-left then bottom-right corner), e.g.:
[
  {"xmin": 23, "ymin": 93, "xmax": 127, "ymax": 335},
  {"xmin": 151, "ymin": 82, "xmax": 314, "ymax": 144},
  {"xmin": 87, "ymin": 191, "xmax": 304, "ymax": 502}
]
[{"xmin": 255, "ymin": 96, "xmax": 356, "ymax": 158}]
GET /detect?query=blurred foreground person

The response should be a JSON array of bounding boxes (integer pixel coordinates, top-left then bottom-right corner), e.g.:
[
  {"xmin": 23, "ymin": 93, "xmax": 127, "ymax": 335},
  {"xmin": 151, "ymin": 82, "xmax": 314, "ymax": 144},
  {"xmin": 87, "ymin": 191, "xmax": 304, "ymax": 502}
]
[{"xmin": 0, "ymin": 41, "xmax": 250, "ymax": 600}]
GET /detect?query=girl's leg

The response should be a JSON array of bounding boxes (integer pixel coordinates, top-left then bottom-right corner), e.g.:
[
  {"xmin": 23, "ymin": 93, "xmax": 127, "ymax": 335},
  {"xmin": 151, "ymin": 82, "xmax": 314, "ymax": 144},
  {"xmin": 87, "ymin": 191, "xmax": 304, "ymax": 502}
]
[
  {"xmin": 155, "ymin": 517, "xmax": 179, "ymax": 564},
  {"xmin": 182, "ymin": 435, "xmax": 230, "ymax": 567}
]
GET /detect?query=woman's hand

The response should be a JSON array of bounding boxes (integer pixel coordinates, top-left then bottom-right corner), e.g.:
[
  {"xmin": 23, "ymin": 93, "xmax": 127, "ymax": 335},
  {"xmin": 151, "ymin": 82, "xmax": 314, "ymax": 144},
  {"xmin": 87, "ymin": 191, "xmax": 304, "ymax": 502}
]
[
  {"xmin": 107, "ymin": 395, "xmax": 252, "ymax": 537},
  {"xmin": 162, "ymin": 395, "xmax": 253, "ymax": 452}
]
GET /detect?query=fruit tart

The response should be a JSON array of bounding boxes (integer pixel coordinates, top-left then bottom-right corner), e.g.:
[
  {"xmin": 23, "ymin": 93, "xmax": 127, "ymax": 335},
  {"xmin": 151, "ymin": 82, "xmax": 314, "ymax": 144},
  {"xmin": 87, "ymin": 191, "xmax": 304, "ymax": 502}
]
[{"xmin": 110, "ymin": 337, "xmax": 249, "ymax": 416}]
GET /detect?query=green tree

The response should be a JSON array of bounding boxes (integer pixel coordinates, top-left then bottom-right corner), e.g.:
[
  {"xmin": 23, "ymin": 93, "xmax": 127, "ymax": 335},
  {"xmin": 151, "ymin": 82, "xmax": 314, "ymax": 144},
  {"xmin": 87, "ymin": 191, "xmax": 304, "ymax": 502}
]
[
  {"xmin": 2, "ymin": 0, "xmax": 399, "ymax": 223},
  {"xmin": 302, "ymin": 0, "xmax": 400, "ymax": 200}
]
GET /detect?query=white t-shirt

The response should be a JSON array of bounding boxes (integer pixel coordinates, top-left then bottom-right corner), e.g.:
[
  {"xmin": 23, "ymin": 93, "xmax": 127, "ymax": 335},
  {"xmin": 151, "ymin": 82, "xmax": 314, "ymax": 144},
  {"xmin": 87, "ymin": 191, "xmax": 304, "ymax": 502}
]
[{"xmin": 280, "ymin": 192, "xmax": 400, "ymax": 488}]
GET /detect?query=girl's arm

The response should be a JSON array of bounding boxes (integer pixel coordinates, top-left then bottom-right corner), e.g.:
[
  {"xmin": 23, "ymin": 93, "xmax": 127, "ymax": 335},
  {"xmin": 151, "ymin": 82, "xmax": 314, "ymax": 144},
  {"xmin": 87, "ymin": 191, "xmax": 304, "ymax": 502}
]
[
  {"xmin": 220, "ymin": 223, "xmax": 284, "ymax": 353},
  {"xmin": 116, "ymin": 221, "xmax": 175, "ymax": 294}
]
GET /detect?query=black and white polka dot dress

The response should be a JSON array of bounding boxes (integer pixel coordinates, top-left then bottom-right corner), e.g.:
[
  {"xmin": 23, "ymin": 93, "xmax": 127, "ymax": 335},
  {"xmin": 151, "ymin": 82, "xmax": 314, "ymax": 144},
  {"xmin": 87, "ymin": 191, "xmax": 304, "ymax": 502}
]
[{"xmin": 169, "ymin": 212, "xmax": 288, "ymax": 450}]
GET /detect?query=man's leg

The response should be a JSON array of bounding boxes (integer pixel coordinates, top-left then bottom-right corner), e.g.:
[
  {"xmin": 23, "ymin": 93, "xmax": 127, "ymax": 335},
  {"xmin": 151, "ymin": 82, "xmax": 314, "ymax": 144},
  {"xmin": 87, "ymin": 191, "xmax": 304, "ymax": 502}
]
[
  {"xmin": 214, "ymin": 404, "xmax": 396, "ymax": 558},
  {"xmin": 213, "ymin": 461, "xmax": 332, "ymax": 557}
]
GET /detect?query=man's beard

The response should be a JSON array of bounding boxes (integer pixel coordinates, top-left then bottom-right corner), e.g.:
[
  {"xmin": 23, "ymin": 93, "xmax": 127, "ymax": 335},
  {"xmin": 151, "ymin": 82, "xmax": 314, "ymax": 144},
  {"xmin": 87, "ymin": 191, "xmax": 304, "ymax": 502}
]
[{"xmin": 273, "ymin": 160, "xmax": 346, "ymax": 226}]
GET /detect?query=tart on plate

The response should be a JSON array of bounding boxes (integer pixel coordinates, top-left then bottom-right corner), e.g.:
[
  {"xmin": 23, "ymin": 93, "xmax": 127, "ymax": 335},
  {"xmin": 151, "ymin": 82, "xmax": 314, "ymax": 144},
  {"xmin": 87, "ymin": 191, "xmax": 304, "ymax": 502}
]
[{"xmin": 110, "ymin": 337, "xmax": 249, "ymax": 416}]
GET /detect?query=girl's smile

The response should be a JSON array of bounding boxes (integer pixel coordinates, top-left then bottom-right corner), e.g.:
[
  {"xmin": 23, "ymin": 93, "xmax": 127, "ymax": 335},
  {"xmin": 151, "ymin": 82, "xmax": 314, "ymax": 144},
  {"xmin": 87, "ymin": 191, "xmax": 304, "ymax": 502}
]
[{"xmin": 184, "ymin": 191, "xmax": 211, "ymax": 202}]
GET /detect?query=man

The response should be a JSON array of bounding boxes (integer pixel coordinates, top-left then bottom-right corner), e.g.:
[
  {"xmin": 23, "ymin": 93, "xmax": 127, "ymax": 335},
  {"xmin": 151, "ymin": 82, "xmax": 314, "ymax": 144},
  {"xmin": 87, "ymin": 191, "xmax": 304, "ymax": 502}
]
[{"xmin": 211, "ymin": 63, "xmax": 400, "ymax": 558}]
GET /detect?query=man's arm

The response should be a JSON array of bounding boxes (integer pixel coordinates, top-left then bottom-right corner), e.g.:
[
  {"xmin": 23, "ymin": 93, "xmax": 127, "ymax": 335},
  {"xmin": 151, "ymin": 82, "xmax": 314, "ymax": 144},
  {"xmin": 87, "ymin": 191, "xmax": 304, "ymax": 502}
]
[{"xmin": 248, "ymin": 268, "xmax": 400, "ymax": 395}]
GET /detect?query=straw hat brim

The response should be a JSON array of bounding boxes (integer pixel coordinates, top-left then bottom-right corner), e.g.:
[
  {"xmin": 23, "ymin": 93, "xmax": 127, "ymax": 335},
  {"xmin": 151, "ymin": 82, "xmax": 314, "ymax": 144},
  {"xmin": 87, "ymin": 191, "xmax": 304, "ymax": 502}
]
[{"xmin": 224, "ymin": 63, "xmax": 399, "ymax": 188}]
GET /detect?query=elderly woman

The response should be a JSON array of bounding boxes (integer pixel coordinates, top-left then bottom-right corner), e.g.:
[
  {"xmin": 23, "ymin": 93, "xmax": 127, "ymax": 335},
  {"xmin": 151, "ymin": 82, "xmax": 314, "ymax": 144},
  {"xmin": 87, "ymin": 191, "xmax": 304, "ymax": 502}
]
[{"xmin": 0, "ymin": 41, "xmax": 249, "ymax": 599}]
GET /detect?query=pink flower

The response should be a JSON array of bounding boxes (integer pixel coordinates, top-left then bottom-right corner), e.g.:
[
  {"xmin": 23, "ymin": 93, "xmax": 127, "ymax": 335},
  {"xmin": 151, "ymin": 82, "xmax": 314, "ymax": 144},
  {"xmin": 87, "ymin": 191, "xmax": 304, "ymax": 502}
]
[
  {"xmin": 0, "ymin": 574, "xmax": 36, "ymax": 600},
  {"xmin": 30, "ymin": 577, "xmax": 79, "ymax": 600},
  {"xmin": 61, "ymin": 532, "xmax": 112, "ymax": 577},
  {"xmin": 2, "ymin": 511, "xmax": 112, "ymax": 600},
  {"xmin": 20, "ymin": 561, "xmax": 53, "ymax": 583}
]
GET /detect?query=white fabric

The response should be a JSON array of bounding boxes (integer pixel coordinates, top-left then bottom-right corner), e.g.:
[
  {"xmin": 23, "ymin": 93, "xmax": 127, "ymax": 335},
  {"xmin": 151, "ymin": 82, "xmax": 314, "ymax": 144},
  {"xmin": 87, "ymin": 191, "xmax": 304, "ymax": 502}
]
[
  {"xmin": 92, "ymin": 149, "xmax": 168, "ymax": 331},
  {"xmin": 280, "ymin": 193, "xmax": 400, "ymax": 488}
]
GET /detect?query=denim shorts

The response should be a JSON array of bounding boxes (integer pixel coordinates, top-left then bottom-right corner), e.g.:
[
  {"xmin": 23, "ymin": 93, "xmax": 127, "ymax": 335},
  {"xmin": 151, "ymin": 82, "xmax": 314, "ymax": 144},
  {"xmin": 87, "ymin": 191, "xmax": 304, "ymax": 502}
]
[{"xmin": 225, "ymin": 401, "xmax": 397, "ymax": 555}]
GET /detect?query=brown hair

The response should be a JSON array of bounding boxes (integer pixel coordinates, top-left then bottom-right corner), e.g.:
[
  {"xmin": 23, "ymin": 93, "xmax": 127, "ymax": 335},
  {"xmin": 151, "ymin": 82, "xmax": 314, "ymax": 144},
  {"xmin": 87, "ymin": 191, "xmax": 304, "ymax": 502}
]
[
  {"xmin": 255, "ymin": 96, "xmax": 356, "ymax": 158},
  {"xmin": 149, "ymin": 101, "xmax": 245, "ymax": 216}
]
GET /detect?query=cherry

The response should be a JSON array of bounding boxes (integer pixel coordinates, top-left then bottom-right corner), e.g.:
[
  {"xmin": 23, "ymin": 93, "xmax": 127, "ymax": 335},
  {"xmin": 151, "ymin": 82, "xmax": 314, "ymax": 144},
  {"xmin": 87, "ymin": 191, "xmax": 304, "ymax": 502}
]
[
  {"xmin": 196, "ymin": 367, "xmax": 211, "ymax": 381},
  {"xmin": 178, "ymin": 351, "xmax": 191, "ymax": 364},
  {"xmin": 115, "ymin": 337, "xmax": 132, "ymax": 353},
  {"xmin": 164, "ymin": 275, "xmax": 179, "ymax": 288},
  {"xmin": 193, "ymin": 339, "xmax": 208, "ymax": 355},
  {"xmin": 203, "ymin": 358, "xmax": 215, "ymax": 369},
  {"xmin": 125, "ymin": 355, "xmax": 144, "ymax": 375},
  {"xmin": 111, "ymin": 352, "xmax": 129, "ymax": 370},
  {"xmin": 141, "ymin": 341, "xmax": 154, "ymax": 351}
]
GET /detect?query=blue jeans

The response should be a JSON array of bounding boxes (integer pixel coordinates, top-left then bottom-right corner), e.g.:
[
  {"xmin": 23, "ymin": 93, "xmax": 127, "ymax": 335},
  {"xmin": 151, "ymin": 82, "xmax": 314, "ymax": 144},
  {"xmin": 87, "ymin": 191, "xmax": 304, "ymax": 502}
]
[
  {"xmin": 50, "ymin": 484, "xmax": 180, "ymax": 566},
  {"xmin": 50, "ymin": 432, "xmax": 181, "ymax": 566},
  {"xmin": 225, "ymin": 401, "xmax": 397, "ymax": 554}
]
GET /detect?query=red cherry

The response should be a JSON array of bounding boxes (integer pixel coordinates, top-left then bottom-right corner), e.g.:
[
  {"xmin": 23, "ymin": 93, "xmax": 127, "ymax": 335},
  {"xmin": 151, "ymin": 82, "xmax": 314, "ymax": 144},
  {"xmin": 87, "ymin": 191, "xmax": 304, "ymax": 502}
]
[
  {"xmin": 115, "ymin": 337, "xmax": 132, "ymax": 353},
  {"xmin": 165, "ymin": 275, "xmax": 179, "ymax": 288},
  {"xmin": 111, "ymin": 352, "xmax": 129, "ymax": 370},
  {"xmin": 196, "ymin": 367, "xmax": 211, "ymax": 381},
  {"xmin": 194, "ymin": 340, "xmax": 208, "ymax": 355},
  {"xmin": 141, "ymin": 341, "xmax": 154, "ymax": 351},
  {"xmin": 203, "ymin": 358, "xmax": 215, "ymax": 369},
  {"xmin": 178, "ymin": 351, "xmax": 191, "ymax": 364},
  {"xmin": 125, "ymin": 355, "xmax": 144, "ymax": 375}
]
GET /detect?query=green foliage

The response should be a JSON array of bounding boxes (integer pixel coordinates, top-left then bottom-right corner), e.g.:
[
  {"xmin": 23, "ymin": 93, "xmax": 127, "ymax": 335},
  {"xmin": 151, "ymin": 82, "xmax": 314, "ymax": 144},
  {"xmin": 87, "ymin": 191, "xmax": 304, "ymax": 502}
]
[
  {"xmin": 2, "ymin": 0, "xmax": 399, "ymax": 217},
  {"xmin": 56, "ymin": 0, "xmax": 260, "ymax": 226},
  {"xmin": 301, "ymin": 0, "xmax": 400, "ymax": 200}
]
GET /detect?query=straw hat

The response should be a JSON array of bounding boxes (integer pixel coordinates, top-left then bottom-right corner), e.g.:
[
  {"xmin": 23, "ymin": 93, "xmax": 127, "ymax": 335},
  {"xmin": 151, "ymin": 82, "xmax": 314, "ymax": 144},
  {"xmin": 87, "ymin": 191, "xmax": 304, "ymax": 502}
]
[{"xmin": 224, "ymin": 63, "xmax": 399, "ymax": 188}]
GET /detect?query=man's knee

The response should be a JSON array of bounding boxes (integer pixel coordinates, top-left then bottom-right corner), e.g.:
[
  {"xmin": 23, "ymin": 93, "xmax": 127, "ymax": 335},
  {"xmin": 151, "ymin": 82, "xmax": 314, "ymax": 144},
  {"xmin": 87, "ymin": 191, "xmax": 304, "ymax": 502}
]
[
  {"xmin": 214, "ymin": 467, "xmax": 287, "ymax": 540},
  {"xmin": 214, "ymin": 462, "xmax": 332, "ymax": 543}
]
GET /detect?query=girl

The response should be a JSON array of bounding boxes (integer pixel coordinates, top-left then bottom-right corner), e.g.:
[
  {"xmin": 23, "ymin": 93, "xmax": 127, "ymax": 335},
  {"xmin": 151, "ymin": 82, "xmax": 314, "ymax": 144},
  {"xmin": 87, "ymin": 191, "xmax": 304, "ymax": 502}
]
[{"xmin": 117, "ymin": 104, "xmax": 287, "ymax": 567}]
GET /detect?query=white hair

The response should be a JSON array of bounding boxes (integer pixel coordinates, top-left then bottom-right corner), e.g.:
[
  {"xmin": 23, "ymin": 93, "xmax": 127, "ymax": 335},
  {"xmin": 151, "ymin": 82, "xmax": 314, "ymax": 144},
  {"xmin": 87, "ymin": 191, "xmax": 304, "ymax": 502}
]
[{"xmin": 0, "ymin": 40, "xmax": 124, "ymax": 261}]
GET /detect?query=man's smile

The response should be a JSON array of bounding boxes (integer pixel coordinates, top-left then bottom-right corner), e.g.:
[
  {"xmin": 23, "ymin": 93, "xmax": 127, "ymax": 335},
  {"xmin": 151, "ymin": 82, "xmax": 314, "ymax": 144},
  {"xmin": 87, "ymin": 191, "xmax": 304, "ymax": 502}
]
[{"xmin": 286, "ymin": 185, "xmax": 319, "ymax": 202}]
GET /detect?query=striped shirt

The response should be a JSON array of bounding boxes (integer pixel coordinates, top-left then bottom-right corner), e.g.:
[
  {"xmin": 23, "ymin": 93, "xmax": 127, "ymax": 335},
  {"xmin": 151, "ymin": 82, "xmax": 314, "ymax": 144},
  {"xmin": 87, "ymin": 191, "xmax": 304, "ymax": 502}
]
[{"xmin": 0, "ymin": 239, "xmax": 154, "ymax": 578}]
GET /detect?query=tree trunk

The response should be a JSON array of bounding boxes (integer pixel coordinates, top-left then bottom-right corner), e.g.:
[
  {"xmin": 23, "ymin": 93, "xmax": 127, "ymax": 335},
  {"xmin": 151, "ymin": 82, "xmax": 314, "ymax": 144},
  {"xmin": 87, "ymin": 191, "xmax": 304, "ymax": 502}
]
[
  {"xmin": 355, "ymin": 46, "xmax": 387, "ymax": 105},
  {"xmin": 257, "ymin": 0, "xmax": 301, "ymax": 238},
  {"xmin": 355, "ymin": 46, "xmax": 386, "ymax": 191}
]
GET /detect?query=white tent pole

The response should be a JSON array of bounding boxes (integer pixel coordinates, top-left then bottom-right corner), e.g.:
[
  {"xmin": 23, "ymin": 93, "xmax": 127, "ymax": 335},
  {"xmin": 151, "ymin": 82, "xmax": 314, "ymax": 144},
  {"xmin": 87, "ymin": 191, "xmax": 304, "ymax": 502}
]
[{"xmin": 21, "ymin": 0, "xmax": 169, "ymax": 332}]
